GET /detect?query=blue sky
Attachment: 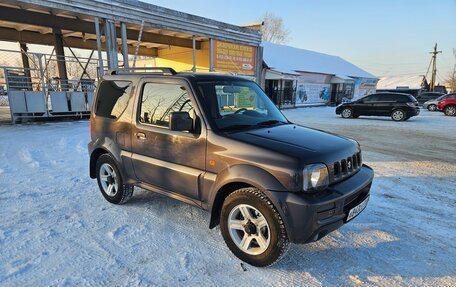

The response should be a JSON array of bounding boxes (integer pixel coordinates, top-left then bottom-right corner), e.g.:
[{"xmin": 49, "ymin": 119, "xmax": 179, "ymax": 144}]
[{"xmin": 148, "ymin": 0, "xmax": 456, "ymax": 81}]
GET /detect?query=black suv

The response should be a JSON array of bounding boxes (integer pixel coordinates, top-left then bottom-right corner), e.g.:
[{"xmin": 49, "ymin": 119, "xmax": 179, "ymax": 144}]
[
  {"xmin": 88, "ymin": 68, "xmax": 374, "ymax": 266},
  {"xmin": 416, "ymin": 91, "xmax": 444, "ymax": 105},
  {"xmin": 336, "ymin": 92, "xmax": 420, "ymax": 121}
]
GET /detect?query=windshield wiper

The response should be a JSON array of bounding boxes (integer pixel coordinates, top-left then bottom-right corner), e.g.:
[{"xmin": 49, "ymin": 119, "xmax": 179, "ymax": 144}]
[
  {"xmin": 255, "ymin": 120, "xmax": 288, "ymax": 126},
  {"xmin": 220, "ymin": 121, "xmax": 287, "ymax": 132},
  {"xmin": 219, "ymin": 124, "xmax": 254, "ymax": 131}
]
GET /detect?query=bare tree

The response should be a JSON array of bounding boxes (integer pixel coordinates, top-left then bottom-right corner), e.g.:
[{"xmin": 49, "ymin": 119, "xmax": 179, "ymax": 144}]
[
  {"xmin": 260, "ymin": 13, "xmax": 291, "ymax": 44},
  {"xmin": 445, "ymin": 49, "xmax": 456, "ymax": 92}
]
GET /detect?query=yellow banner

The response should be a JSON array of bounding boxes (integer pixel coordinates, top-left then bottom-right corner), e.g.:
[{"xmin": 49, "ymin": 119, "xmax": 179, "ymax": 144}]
[{"xmin": 213, "ymin": 40, "xmax": 256, "ymax": 75}]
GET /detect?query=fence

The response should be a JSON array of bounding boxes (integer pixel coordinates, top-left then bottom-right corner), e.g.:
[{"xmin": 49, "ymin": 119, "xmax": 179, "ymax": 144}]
[
  {"xmin": 0, "ymin": 48, "xmax": 102, "ymax": 123},
  {"xmin": 266, "ymin": 88, "xmax": 296, "ymax": 109}
]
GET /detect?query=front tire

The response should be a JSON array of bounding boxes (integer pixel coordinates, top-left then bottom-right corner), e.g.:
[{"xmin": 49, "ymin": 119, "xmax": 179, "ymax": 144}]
[
  {"xmin": 341, "ymin": 107, "xmax": 353, "ymax": 118},
  {"xmin": 444, "ymin": 105, "xmax": 456, "ymax": 116},
  {"xmin": 220, "ymin": 188, "xmax": 289, "ymax": 267},
  {"xmin": 427, "ymin": 104, "xmax": 437, "ymax": 111},
  {"xmin": 96, "ymin": 154, "xmax": 134, "ymax": 204},
  {"xmin": 391, "ymin": 109, "xmax": 406, "ymax": 121}
]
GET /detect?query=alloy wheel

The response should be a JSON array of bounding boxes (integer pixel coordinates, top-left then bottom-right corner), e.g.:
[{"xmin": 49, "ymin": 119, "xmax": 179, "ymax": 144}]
[
  {"xmin": 342, "ymin": 108, "xmax": 352, "ymax": 118},
  {"xmin": 445, "ymin": 106, "xmax": 456, "ymax": 116},
  {"xmin": 392, "ymin": 110, "xmax": 404, "ymax": 121},
  {"xmin": 228, "ymin": 204, "xmax": 271, "ymax": 255},
  {"xmin": 99, "ymin": 163, "xmax": 119, "ymax": 197}
]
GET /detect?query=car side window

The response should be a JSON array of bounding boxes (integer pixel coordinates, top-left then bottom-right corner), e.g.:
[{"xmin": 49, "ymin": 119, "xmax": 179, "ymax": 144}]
[
  {"xmin": 362, "ymin": 94, "xmax": 379, "ymax": 102},
  {"xmin": 95, "ymin": 81, "xmax": 132, "ymax": 119},
  {"xmin": 379, "ymin": 94, "xmax": 398, "ymax": 102},
  {"xmin": 139, "ymin": 82, "xmax": 195, "ymax": 129}
]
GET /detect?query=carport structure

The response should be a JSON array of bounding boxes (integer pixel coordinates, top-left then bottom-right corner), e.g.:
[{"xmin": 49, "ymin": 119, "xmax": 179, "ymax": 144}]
[{"xmin": 0, "ymin": 0, "xmax": 262, "ymax": 123}]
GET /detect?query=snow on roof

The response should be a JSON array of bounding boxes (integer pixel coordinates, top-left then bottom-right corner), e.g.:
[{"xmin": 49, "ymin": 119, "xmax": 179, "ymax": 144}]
[
  {"xmin": 377, "ymin": 75, "xmax": 426, "ymax": 90},
  {"xmin": 262, "ymin": 42, "xmax": 376, "ymax": 79}
]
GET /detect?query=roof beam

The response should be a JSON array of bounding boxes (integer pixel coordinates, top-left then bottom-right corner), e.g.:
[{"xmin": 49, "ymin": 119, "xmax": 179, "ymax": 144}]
[
  {"xmin": 0, "ymin": 6, "xmax": 200, "ymax": 49},
  {"xmin": 0, "ymin": 27, "xmax": 158, "ymax": 56}
]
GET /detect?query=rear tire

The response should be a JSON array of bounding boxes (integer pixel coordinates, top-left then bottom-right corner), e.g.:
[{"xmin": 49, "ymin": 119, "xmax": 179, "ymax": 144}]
[
  {"xmin": 341, "ymin": 108, "xmax": 353, "ymax": 118},
  {"xmin": 444, "ymin": 105, "xmax": 456, "ymax": 116},
  {"xmin": 96, "ymin": 154, "xmax": 134, "ymax": 204},
  {"xmin": 427, "ymin": 104, "xmax": 437, "ymax": 111},
  {"xmin": 220, "ymin": 188, "xmax": 289, "ymax": 267},
  {"xmin": 391, "ymin": 109, "xmax": 406, "ymax": 121}
]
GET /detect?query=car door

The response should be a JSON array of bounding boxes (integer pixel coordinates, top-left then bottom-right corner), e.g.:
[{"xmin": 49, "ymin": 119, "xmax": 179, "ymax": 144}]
[
  {"xmin": 357, "ymin": 94, "xmax": 379, "ymax": 115},
  {"xmin": 374, "ymin": 94, "xmax": 397, "ymax": 116},
  {"xmin": 130, "ymin": 77, "xmax": 206, "ymax": 201}
]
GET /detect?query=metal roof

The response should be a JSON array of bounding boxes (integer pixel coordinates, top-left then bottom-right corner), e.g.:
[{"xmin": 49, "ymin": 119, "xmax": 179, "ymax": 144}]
[
  {"xmin": 262, "ymin": 42, "xmax": 377, "ymax": 79},
  {"xmin": 0, "ymin": 0, "xmax": 261, "ymax": 46}
]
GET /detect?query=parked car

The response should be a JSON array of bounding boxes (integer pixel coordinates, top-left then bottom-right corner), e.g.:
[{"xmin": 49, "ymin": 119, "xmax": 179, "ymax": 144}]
[
  {"xmin": 423, "ymin": 94, "xmax": 452, "ymax": 111},
  {"xmin": 416, "ymin": 92, "xmax": 444, "ymax": 106},
  {"xmin": 336, "ymin": 92, "xmax": 420, "ymax": 121},
  {"xmin": 437, "ymin": 94, "xmax": 456, "ymax": 116},
  {"xmin": 88, "ymin": 68, "xmax": 374, "ymax": 267}
]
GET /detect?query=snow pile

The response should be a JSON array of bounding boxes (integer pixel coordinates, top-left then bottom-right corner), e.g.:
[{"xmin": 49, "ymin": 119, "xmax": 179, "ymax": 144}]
[
  {"xmin": 0, "ymin": 108, "xmax": 455, "ymax": 286},
  {"xmin": 376, "ymin": 75, "xmax": 425, "ymax": 90}
]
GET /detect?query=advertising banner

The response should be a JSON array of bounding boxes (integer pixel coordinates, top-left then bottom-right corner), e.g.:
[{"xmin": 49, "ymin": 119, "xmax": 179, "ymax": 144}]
[
  {"xmin": 353, "ymin": 78, "xmax": 377, "ymax": 100},
  {"xmin": 295, "ymin": 83, "xmax": 330, "ymax": 106},
  {"xmin": 213, "ymin": 40, "xmax": 256, "ymax": 75}
]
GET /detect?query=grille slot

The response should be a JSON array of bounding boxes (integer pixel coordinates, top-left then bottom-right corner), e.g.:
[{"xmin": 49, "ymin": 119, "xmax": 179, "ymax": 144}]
[{"xmin": 331, "ymin": 151, "xmax": 362, "ymax": 183}]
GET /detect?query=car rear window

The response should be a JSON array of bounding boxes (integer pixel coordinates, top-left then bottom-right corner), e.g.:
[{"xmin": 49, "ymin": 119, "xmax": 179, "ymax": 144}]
[
  {"xmin": 405, "ymin": 95, "xmax": 418, "ymax": 103},
  {"xmin": 95, "ymin": 80, "xmax": 132, "ymax": 119},
  {"xmin": 392, "ymin": 94, "xmax": 416, "ymax": 103}
]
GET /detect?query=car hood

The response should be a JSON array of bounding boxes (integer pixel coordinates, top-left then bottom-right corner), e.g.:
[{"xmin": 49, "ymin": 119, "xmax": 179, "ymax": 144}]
[{"xmin": 226, "ymin": 124, "xmax": 359, "ymax": 166}]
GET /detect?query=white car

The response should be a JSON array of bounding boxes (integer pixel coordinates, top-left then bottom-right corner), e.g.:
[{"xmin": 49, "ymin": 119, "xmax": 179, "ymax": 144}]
[{"xmin": 423, "ymin": 94, "xmax": 450, "ymax": 111}]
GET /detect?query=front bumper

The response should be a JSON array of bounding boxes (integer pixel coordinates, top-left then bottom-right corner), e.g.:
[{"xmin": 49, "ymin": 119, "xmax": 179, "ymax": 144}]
[
  {"xmin": 411, "ymin": 108, "xmax": 420, "ymax": 116},
  {"xmin": 335, "ymin": 106, "xmax": 343, "ymax": 114},
  {"xmin": 269, "ymin": 164, "xmax": 374, "ymax": 244}
]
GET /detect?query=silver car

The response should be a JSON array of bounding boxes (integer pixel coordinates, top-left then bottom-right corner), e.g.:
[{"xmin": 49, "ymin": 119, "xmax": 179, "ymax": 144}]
[{"xmin": 423, "ymin": 94, "xmax": 449, "ymax": 111}]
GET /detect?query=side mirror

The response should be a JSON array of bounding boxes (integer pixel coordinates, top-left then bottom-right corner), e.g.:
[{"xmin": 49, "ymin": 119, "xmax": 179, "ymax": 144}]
[{"xmin": 169, "ymin": 111, "xmax": 192, "ymax": 132}]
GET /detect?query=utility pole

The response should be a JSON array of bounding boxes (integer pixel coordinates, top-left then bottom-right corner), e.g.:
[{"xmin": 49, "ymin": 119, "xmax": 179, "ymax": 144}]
[{"xmin": 429, "ymin": 43, "xmax": 442, "ymax": 92}]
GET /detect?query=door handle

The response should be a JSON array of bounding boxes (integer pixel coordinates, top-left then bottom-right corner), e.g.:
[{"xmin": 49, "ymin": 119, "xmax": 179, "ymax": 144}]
[{"xmin": 136, "ymin": 132, "xmax": 146, "ymax": 140}]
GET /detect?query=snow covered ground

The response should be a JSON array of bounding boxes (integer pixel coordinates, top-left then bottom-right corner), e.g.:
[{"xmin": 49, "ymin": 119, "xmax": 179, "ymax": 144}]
[{"xmin": 0, "ymin": 107, "xmax": 455, "ymax": 286}]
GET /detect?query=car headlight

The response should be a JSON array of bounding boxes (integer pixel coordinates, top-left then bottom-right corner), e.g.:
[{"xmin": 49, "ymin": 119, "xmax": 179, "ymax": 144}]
[{"xmin": 303, "ymin": 163, "xmax": 329, "ymax": 192}]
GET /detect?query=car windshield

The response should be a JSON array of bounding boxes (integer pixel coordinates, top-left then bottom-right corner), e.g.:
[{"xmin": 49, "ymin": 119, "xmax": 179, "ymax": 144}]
[{"xmin": 197, "ymin": 80, "xmax": 288, "ymax": 131}]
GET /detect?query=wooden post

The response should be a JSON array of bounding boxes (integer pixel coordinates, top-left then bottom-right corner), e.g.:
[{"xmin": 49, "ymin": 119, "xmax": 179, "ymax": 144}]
[
  {"xmin": 19, "ymin": 42, "xmax": 32, "ymax": 90},
  {"xmin": 53, "ymin": 28, "xmax": 69, "ymax": 91}
]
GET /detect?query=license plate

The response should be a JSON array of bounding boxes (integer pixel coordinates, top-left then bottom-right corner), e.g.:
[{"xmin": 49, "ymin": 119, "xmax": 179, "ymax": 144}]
[{"xmin": 346, "ymin": 196, "xmax": 369, "ymax": 222}]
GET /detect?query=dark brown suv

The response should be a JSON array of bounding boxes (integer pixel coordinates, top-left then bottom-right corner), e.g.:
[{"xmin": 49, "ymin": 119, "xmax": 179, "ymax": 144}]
[{"xmin": 88, "ymin": 68, "xmax": 374, "ymax": 266}]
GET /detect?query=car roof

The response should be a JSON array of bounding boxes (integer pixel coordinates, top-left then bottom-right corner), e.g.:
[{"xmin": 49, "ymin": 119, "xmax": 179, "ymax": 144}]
[
  {"xmin": 101, "ymin": 72, "xmax": 252, "ymax": 82},
  {"xmin": 373, "ymin": 92, "xmax": 413, "ymax": 97}
]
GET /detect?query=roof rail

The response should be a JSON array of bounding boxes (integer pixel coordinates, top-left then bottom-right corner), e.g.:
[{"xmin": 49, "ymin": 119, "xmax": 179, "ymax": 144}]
[{"xmin": 107, "ymin": 67, "xmax": 177, "ymax": 75}]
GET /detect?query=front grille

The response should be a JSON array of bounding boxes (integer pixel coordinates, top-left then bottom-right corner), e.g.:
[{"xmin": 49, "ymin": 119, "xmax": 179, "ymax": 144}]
[{"xmin": 330, "ymin": 151, "xmax": 362, "ymax": 183}]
